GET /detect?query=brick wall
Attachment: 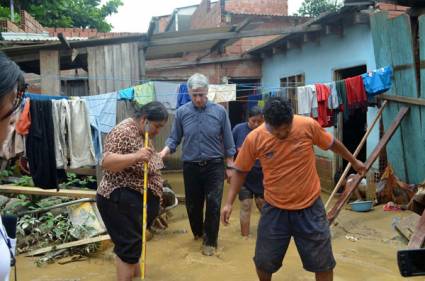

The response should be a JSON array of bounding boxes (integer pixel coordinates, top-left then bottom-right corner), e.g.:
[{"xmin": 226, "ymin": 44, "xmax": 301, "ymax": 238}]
[
  {"xmin": 20, "ymin": 10, "xmax": 46, "ymax": 33},
  {"xmin": 191, "ymin": 0, "xmax": 223, "ymax": 29},
  {"xmin": 147, "ymin": 57, "xmax": 261, "ymax": 83},
  {"xmin": 158, "ymin": 16, "xmax": 171, "ymax": 33},
  {"xmin": 375, "ymin": 2, "xmax": 410, "ymax": 18},
  {"xmin": 225, "ymin": 0, "xmax": 288, "ymax": 16},
  {"xmin": 0, "ymin": 19, "xmax": 23, "ymax": 32},
  {"xmin": 47, "ymin": 27, "xmax": 137, "ymax": 38}
]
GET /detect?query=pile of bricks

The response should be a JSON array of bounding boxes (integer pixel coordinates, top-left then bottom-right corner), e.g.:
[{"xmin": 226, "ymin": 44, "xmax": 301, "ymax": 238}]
[
  {"xmin": 0, "ymin": 19, "xmax": 22, "ymax": 33},
  {"xmin": 19, "ymin": 10, "xmax": 46, "ymax": 33},
  {"xmin": 375, "ymin": 2, "xmax": 410, "ymax": 18},
  {"xmin": 225, "ymin": 0, "xmax": 288, "ymax": 17}
]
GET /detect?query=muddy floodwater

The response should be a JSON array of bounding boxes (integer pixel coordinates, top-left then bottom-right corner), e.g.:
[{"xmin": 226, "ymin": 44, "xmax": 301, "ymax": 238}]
[{"xmin": 16, "ymin": 173, "xmax": 421, "ymax": 281}]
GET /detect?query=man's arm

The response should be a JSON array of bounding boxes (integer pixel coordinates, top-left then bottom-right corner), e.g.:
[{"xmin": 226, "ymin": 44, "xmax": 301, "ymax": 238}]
[
  {"xmin": 222, "ymin": 111, "xmax": 236, "ymax": 164},
  {"xmin": 161, "ymin": 110, "xmax": 183, "ymax": 158},
  {"xmin": 221, "ymin": 169, "xmax": 248, "ymax": 225},
  {"xmin": 329, "ymin": 139, "xmax": 366, "ymax": 175}
]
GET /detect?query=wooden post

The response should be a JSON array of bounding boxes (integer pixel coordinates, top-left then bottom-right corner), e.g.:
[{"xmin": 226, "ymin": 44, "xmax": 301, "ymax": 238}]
[
  {"xmin": 327, "ymin": 107, "xmax": 409, "ymax": 225},
  {"xmin": 40, "ymin": 50, "xmax": 60, "ymax": 95}
]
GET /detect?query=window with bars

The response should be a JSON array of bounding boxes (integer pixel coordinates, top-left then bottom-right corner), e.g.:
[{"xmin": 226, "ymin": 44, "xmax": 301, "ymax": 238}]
[{"xmin": 280, "ymin": 73, "xmax": 305, "ymax": 113}]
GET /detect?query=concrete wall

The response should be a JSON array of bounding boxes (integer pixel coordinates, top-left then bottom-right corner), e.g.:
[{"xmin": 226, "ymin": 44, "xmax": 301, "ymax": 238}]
[{"xmin": 260, "ymin": 23, "xmax": 380, "ymax": 189}]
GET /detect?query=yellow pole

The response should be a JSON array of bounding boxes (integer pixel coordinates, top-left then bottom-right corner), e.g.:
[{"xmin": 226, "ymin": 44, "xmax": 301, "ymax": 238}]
[{"xmin": 141, "ymin": 124, "xmax": 149, "ymax": 280}]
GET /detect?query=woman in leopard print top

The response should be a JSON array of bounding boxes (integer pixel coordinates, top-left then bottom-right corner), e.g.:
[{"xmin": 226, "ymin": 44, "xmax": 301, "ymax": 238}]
[{"xmin": 96, "ymin": 101, "xmax": 168, "ymax": 281}]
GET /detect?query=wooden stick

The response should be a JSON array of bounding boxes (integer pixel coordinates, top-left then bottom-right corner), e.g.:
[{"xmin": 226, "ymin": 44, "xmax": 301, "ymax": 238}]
[
  {"xmin": 26, "ymin": 234, "xmax": 110, "ymax": 256},
  {"xmin": 408, "ymin": 209, "xmax": 425, "ymax": 249},
  {"xmin": 324, "ymin": 100, "xmax": 388, "ymax": 209},
  {"xmin": 141, "ymin": 126, "xmax": 149, "ymax": 280},
  {"xmin": 0, "ymin": 185, "xmax": 96, "ymax": 199},
  {"xmin": 327, "ymin": 106, "xmax": 409, "ymax": 224}
]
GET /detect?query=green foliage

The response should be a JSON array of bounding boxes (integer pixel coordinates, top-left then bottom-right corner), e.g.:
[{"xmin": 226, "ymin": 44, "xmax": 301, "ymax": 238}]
[
  {"xmin": 0, "ymin": 0, "xmax": 123, "ymax": 32},
  {"xmin": 17, "ymin": 211, "xmax": 97, "ymax": 265},
  {"xmin": 14, "ymin": 176, "xmax": 34, "ymax": 187},
  {"xmin": 61, "ymin": 173, "xmax": 97, "ymax": 189},
  {"xmin": 298, "ymin": 0, "xmax": 341, "ymax": 17}
]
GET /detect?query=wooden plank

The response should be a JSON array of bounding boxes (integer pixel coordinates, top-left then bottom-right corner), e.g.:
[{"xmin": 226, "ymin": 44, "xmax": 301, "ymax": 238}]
[
  {"xmin": 87, "ymin": 47, "xmax": 97, "ymax": 95},
  {"xmin": 130, "ymin": 43, "xmax": 140, "ymax": 86},
  {"xmin": 26, "ymin": 234, "xmax": 110, "ymax": 256},
  {"xmin": 94, "ymin": 46, "xmax": 106, "ymax": 94},
  {"xmin": 66, "ymin": 168, "xmax": 97, "ymax": 176},
  {"xmin": 408, "ymin": 209, "xmax": 425, "ymax": 249},
  {"xmin": 103, "ymin": 45, "xmax": 115, "ymax": 92},
  {"xmin": 418, "ymin": 16, "xmax": 425, "ymax": 184},
  {"xmin": 380, "ymin": 94, "xmax": 425, "ymax": 106},
  {"xmin": 394, "ymin": 213, "xmax": 421, "ymax": 242},
  {"xmin": 0, "ymin": 185, "xmax": 96, "ymax": 199},
  {"xmin": 370, "ymin": 12, "xmax": 408, "ymax": 181},
  {"xmin": 148, "ymin": 25, "xmax": 322, "ymax": 47},
  {"xmin": 389, "ymin": 14, "xmax": 425, "ymax": 184},
  {"xmin": 39, "ymin": 50, "xmax": 60, "ymax": 95},
  {"xmin": 324, "ymin": 101, "xmax": 388, "ymax": 209},
  {"xmin": 120, "ymin": 43, "xmax": 132, "ymax": 89},
  {"xmin": 112, "ymin": 44, "xmax": 123, "ymax": 90},
  {"xmin": 138, "ymin": 47, "xmax": 146, "ymax": 80},
  {"xmin": 327, "ymin": 107, "xmax": 410, "ymax": 224}
]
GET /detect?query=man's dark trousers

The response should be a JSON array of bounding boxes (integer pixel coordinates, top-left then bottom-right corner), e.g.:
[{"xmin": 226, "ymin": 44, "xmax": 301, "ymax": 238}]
[{"xmin": 183, "ymin": 159, "xmax": 224, "ymax": 247}]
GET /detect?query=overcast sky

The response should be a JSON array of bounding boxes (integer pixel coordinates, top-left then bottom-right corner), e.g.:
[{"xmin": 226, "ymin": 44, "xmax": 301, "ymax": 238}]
[{"xmin": 106, "ymin": 0, "xmax": 305, "ymax": 33}]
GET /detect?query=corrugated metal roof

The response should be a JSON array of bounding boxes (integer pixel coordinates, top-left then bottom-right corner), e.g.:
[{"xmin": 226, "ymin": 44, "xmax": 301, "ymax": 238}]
[{"xmin": 0, "ymin": 32, "xmax": 88, "ymax": 42}]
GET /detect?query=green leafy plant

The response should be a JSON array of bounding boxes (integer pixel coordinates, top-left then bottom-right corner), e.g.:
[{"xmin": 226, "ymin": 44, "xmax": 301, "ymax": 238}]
[
  {"xmin": 61, "ymin": 173, "xmax": 96, "ymax": 189},
  {"xmin": 14, "ymin": 176, "xmax": 34, "ymax": 187}
]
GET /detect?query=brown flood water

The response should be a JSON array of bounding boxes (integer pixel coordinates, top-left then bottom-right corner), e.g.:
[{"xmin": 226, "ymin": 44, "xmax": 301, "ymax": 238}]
[{"xmin": 16, "ymin": 173, "xmax": 420, "ymax": 281}]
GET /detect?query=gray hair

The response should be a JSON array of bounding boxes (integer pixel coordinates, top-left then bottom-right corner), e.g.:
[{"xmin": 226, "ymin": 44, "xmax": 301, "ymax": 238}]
[{"xmin": 187, "ymin": 73, "xmax": 209, "ymax": 90}]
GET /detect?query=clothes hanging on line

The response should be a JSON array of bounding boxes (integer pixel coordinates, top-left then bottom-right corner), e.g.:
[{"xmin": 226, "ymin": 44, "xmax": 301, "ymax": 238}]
[
  {"xmin": 82, "ymin": 92, "xmax": 117, "ymax": 163},
  {"xmin": 315, "ymin": 84, "xmax": 332, "ymax": 127},
  {"xmin": 296, "ymin": 85, "xmax": 318, "ymax": 117},
  {"xmin": 345, "ymin": 75, "xmax": 368, "ymax": 112},
  {"xmin": 67, "ymin": 99, "xmax": 96, "ymax": 168},
  {"xmin": 361, "ymin": 66, "xmax": 393, "ymax": 97},
  {"xmin": 16, "ymin": 98, "xmax": 31, "ymax": 136},
  {"xmin": 208, "ymin": 84, "xmax": 237, "ymax": 103},
  {"xmin": 335, "ymin": 80, "xmax": 350, "ymax": 121},
  {"xmin": 118, "ymin": 87, "xmax": 134, "ymax": 101},
  {"xmin": 176, "ymin": 83, "xmax": 191, "ymax": 109},
  {"xmin": 326, "ymin": 82, "xmax": 340, "ymax": 110},
  {"xmin": 0, "ymin": 116, "xmax": 24, "ymax": 160},
  {"xmin": 52, "ymin": 100, "xmax": 70, "ymax": 169},
  {"xmin": 26, "ymin": 100, "xmax": 59, "ymax": 189},
  {"xmin": 134, "ymin": 82, "xmax": 156, "ymax": 106},
  {"xmin": 24, "ymin": 93, "xmax": 68, "ymax": 101},
  {"xmin": 154, "ymin": 81, "xmax": 180, "ymax": 110}
]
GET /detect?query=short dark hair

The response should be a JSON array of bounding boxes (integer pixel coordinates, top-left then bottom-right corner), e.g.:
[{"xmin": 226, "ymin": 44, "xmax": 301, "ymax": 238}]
[
  {"xmin": 248, "ymin": 106, "xmax": 262, "ymax": 118},
  {"xmin": 263, "ymin": 96, "xmax": 293, "ymax": 127},
  {"xmin": 133, "ymin": 101, "xmax": 169, "ymax": 122},
  {"xmin": 0, "ymin": 52, "xmax": 24, "ymax": 99}
]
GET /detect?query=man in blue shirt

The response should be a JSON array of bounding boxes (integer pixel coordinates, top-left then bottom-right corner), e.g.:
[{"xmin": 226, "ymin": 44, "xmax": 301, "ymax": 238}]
[
  {"xmin": 160, "ymin": 73, "xmax": 236, "ymax": 256},
  {"xmin": 232, "ymin": 106, "xmax": 265, "ymax": 237}
]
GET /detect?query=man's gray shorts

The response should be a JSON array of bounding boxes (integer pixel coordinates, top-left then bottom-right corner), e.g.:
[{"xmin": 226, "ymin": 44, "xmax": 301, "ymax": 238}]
[{"xmin": 253, "ymin": 197, "xmax": 336, "ymax": 273}]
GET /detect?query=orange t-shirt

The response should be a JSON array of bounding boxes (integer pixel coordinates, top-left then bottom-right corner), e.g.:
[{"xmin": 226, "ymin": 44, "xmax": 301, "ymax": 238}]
[{"xmin": 234, "ymin": 115, "xmax": 334, "ymax": 210}]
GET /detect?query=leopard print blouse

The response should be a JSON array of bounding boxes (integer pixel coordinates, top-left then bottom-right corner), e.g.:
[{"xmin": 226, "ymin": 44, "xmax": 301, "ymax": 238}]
[{"xmin": 97, "ymin": 118, "xmax": 164, "ymax": 199}]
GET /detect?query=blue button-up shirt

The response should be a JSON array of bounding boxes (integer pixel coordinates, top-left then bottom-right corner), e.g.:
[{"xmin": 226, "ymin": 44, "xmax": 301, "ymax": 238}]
[{"xmin": 166, "ymin": 101, "xmax": 236, "ymax": 162}]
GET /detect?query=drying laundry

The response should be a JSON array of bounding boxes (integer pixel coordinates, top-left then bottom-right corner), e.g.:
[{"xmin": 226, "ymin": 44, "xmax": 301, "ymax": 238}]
[
  {"xmin": 344, "ymin": 75, "xmax": 367, "ymax": 111},
  {"xmin": 26, "ymin": 100, "xmax": 59, "ymax": 189},
  {"xmin": 315, "ymin": 84, "xmax": 332, "ymax": 127},
  {"xmin": 296, "ymin": 85, "xmax": 318, "ymax": 117},
  {"xmin": 134, "ymin": 82, "xmax": 156, "ymax": 106},
  {"xmin": 362, "ymin": 66, "xmax": 393, "ymax": 97},
  {"xmin": 176, "ymin": 83, "xmax": 191, "ymax": 108},
  {"xmin": 208, "ymin": 84, "xmax": 236, "ymax": 103}
]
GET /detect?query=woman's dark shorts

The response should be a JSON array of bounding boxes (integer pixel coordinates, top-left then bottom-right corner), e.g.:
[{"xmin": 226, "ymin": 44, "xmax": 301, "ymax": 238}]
[
  {"xmin": 96, "ymin": 187, "xmax": 159, "ymax": 264},
  {"xmin": 254, "ymin": 197, "xmax": 336, "ymax": 273}
]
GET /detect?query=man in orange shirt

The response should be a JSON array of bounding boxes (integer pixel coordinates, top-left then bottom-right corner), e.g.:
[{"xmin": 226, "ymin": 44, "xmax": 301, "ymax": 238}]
[{"xmin": 221, "ymin": 97, "xmax": 366, "ymax": 281}]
